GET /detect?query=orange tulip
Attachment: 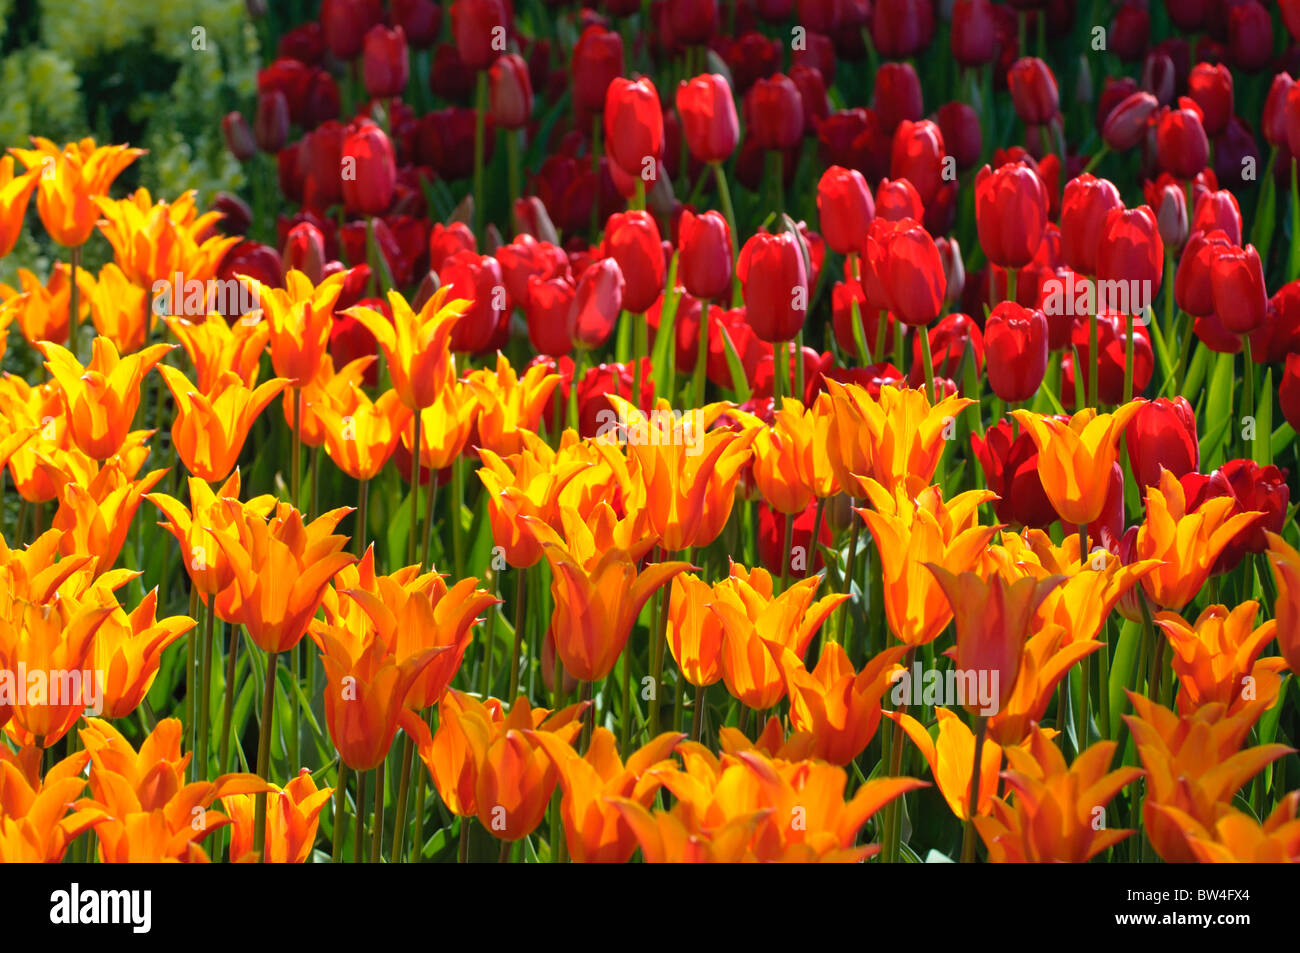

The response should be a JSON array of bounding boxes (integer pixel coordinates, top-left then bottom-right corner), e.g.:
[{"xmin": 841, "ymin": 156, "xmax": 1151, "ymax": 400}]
[
  {"xmin": 466, "ymin": 354, "xmax": 563, "ymax": 456},
  {"xmin": 214, "ymin": 502, "xmax": 355, "ymax": 653},
  {"xmin": 252, "ymin": 269, "xmax": 348, "ymax": 385},
  {"xmin": 1010, "ymin": 403, "xmax": 1142, "ymax": 526},
  {"xmin": 975, "ymin": 727, "xmax": 1142, "ymax": 862},
  {"xmin": 165, "ymin": 311, "xmax": 269, "ymax": 393},
  {"xmin": 986, "ymin": 621, "xmax": 1096, "ymax": 745},
  {"xmin": 0, "ymin": 264, "xmax": 78, "ymax": 346},
  {"xmin": 289, "ymin": 355, "xmax": 376, "ymax": 450},
  {"xmin": 712, "ymin": 567, "xmax": 846, "ymax": 711},
  {"xmin": 405, "ymin": 690, "xmax": 497, "ymax": 817},
  {"xmin": 523, "ymin": 504, "xmax": 692, "ymax": 682},
  {"xmin": 81, "ymin": 262, "xmax": 152, "ymax": 353},
  {"xmin": 1135, "ymin": 469, "xmax": 1262, "ymax": 610},
  {"xmin": 927, "ymin": 567, "xmax": 1065, "ymax": 718},
  {"xmin": 752, "ymin": 397, "xmax": 820, "ymax": 514},
  {"xmin": 1266, "ymin": 531, "xmax": 1300, "ymax": 676},
  {"xmin": 51, "ymin": 460, "xmax": 167, "ymax": 573},
  {"xmin": 886, "ymin": 707, "xmax": 1007, "ymax": 820},
  {"xmin": 824, "ymin": 379, "xmax": 972, "ymax": 497},
  {"xmin": 0, "ymin": 154, "xmax": 39, "ymax": 258},
  {"xmin": 1153, "ymin": 795, "xmax": 1300, "ymax": 863},
  {"xmin": 665, "ymin": 572, "xmax": 725, "ymax": 688},
  {"xmin": 529, "ymin": 728, "xmax": 683, "ymax": 862},
  {"xmin": 311, "ymin": 386, "xmax": 411, "ymax": 482},
  {"xmin": 223, "ymin": 767, "xmax": 334, "ymax": 863},
  {"xmin": 40, "ymin": 337, "xmax": 172, "ymax": 459},
  {"xmin": 160, "ymin": 366, "xmax": 289, "ymax": 482},
  {"xmin": 9, "ymin": 137, "xmax": 143, "ymax": 247},
  {"xmin": 1156, "ymin": 601, "xmax": 1286, "ymax": 716},
  {"xmin": 410, "ymin": 375, "xmax": 477, "ymax": 470},
  {"xmin": 1124, "ymin": 692, "xmax": 1294, "ymax": 862},
  {"xmin": 718, "ymin": 716, "xmax": 818, "ymax": 762},
  {"xmin": 0, "ymin": 747, "xmax": 102, "ymax": 862},
  {"xmin": 95, "ymin": 188, "xmax": 238, "ymax": 290},
  {"xmin": 345, "ymin": 285, "xmax": 466, "ymax": 410},
  {"xmin": 0, "ymin": 374, "xmax": 74, "ymax": 502},
  {"xmin": 858, "ymin": 483, "xmax": 999, "ymax": 646},
  {"xmin": 88, "ymin": 587, "xmax": 194, "ymax": 719},
  {"xmin": 779, "ymin": 642, "xmax": 906, "ymax": 765}
]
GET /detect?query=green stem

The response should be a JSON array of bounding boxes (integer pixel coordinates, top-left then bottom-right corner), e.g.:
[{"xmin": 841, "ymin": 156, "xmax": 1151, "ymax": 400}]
[
  {"xmin": 197, "ymin": 596, "xmax": 215, "ymax": 780},
  {"xmin": 291, "ymin": 387, "xmax": 302, "ymax": 511},
  {"xmin": 219, "ymin": 626, "xmax": 240, "ymax": 773},
  {"xmin": 507, "ymin": 568, "xmax": 526, "ymax": 700},
  {"xmin": 960, "ymin": 716, "xmax": 988, "ymax": 863},
  {"xmin": 408, "ymin": 413, "xmax": 421, "ymax": 566},
  {"xmin": 711, "ymin": 162, "xmax": 742, "ymax": 308},
  {"xmin": 355, "ymin": 478, "xmax": 369, "ymax": 557},
  {"xmin": 370, "ymin": 762, "xmax": 384, "ymax": 863},
  {"xmin": 390, "ymin": 735, "xmax": 414, "ymax": 861},
  {"xmin": 69, "ymin": 244, "xmax": 81, "ymax": 361},
  {"xmin": 331, "ymin": 762, "xmax": 351, "ymax": 863},
  {"xmin": 253, "ymin": 650, "xmax": 279, "ymax": 861},
  {"xmin": 833, "ymin": 507, "xmax": 860, "ymax": 649}
]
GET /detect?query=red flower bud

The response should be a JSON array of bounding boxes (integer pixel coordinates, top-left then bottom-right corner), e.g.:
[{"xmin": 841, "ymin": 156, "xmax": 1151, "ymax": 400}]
[
  {"xmin": 1187, "ymin": 62, "xmax": 1233, "ymax": 136},
  {"xmin": 816, "ymin": 165, "xmax": 874, "ymax": 257},
  {"xmin": 569, "ymin": 258, "xmax": 625, "ymax": 350},
  {"xmin": 890, "ymin": 119, "xmax": 946, "ymax": 206},
  {"xmin": 222, "ymin": 111, "xmax": 256, "ymax": 162},
  {"xmin": 1176, "ymin": 229, "xmax": 1234, "ymax": 316},
  {"xmin": 1007, "ymin": 57, "xmax": 1059, "ymax": 126},
  {"xmin": 283, "ymin": 222, "xmax": 327, "ymax": 284},
  {"xmin": 1125, "ymin": 397, "xmax": 1199, "ymax": 489},
  {"xmin": 971, "ymin": 419, "xmax": 1058, "ymax": 529},
  {"xmin": 678, "ymin": 209, "xmax": 733, "ymax": 302},
  {"xmin": 254, "ymin": 91, "xmax": 290, "ymax": 153},
  {"xmin": 975, "ymin": 163, "xmax": 1048, "ymax": 269},
  {"xmin": 1156, "ymin": 99, "xmax": 1210, "ymax": 179},
  {"xmin": 489, "ymin": 53, "xmax": 532, "ymax": 129},
  {"xmin": 1210, "ymin": 243, "xmax": 1268, "ymax": 334},
  {"xmin": 451, "ymin": 0, "xmax": 508, "ymax": 71},
  {"xmin": 572, "ymin": 25, "xmax": 625, "ymax": 115},
  {"xmin": 951, "ymin": 0, "xmax": 996, "ymax": 67},
  {"xmin": 872, "ymin": 62, "xmax": 922, "ymax": 134},
  {"xmin": 525, "ymin": 275, "xmax": 576, "ymax": 357},
  {"xmin": 439, "ymin": 250, "xmax": 505, "ymax": 354},
  {"xmin": 1059, "ymin": 173, "xmax": 1123, "ymax": 275},
  {"xmin": 341, "ymin": 121, "xmax": 397, "ymax": 216},
  {"xmin": 676, "ymin": 73, "xmax": 739, "ymax": 163},
  {"xmin": 1096, "ymin": 205, "xmax": 1163, "ymax": 312},
  {"xmin": 602, "ymin": 211, "xmax": 665, "ymax": 314},
  {"xmin": 745, "ymin": 74, "xmax": 804, "ymax": 151},
  {"xmin": 985, "ymin": 301, "xmax": 1049, "ymax": 402},
  {"xmin": 1102, "ymin": 90, "xmax": 1159, "ymax": 151},
  {"xmin": 363, "ymin": 25, "xmax": 410, "ymax": 99},
  {"xmin": 883, "ymin": 219, "xmax": 944, "ymax": 328},
  {"xmin": 604, "ymin": 77, "xmax": 664, "ymax": 178},
  {"xmin": 738, "ymin": 231, "xmax": 809, "ymax": 343}
]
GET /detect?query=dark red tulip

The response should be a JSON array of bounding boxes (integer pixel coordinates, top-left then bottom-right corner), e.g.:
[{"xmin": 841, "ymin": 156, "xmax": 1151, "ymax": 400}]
[
  {"xmin": 211, "ymin": 192, "xmax": 252, "ymax": 236},
  {"xmin": 1059, "ymin": 174, "xmax": 1122, "ymax": 276},
  {"xmin": 392, "ymin": 0, "xmax": 442, "ymax": 47},
  {"xmin": 572, "ymin": 25, "xmax": 625, "ymax": 116},
  {"xmin": 1228, "ymin": 0, "xmax": 1273, "ymax": 72},
  {"xmin": 1164, "ymin": 0, "xmax": 1207, "ymax": 32},
  {"xmin": 1194, "ymin": 459, "xmax": 1290, "ymax": 574},
  {"xmin": 975, "ymin": 163, "xmax": 1048, "ymax": 269},
  {"xmin": 758, "ymin": 499, "xmax": 831, "ymax": 578},
  {"xmin": 1176, "ymin": 229, "xmax": 1234, "ymax": 316},
  {"xmin": 872, "ymin": 0, "xmax": 935, "ymax": 60},
  {"xmin": 1125, "ymin": 397, "xmax": 1199, "ymax": 489},
  {"xmin": 937, "ymin": 236, "xmax": 965, "ymax": 306},
  {"xmin": 254, "ymin": 91, "xmax": 289, "ymax": 153},
  {"xmin": 909, "ymin": 312, "xmax": 984, "ymax": 388},
  {"xmin": 746, "ymin": 75, "xmax": 804, "ymax": 150},
  {"xmin": 1102, "ymin": 90, "xmax": 1159, "ymax": 151},
  {"xmin": 283, "ymin": 222, "xmax": 327, "ymax": 283},
  {"xmin": 278, "ymin": 23, "xmax": 324, "ymax": 64},
  {"xmin": 451, "ymin": 0, "xmax": 507, "ymax": 71},
  {"xmin": 667, "ymin": 0, "xmax": 718, "ymax": 44},
  {"xmin": 1213, "ymin": 117, "xmax": 1260, "ymax": 192},
  {"xmin": 1096, "ymin": 205, "xmax": 1163, "ymax": 313},
  {"xmin": 1097, "ymin": 76, "xmax": 1139, "ymax": 133},
  {"xmin": 497, "ymin": 234, "xmax": 566, "ymax": 306},
  {"xmin": 605, "ymin": 77, "xmax": 664, "ymax": 178},
  {"xmin": 677, "ymin": 74, "xmax": 740, "ymax": 163},
  {"xmin": 1187, "ymin": 62, "xmax": 1233, "ymax": 137},
  {"xmin": 321, "ymin": 0, "xmax": 371, "ymax": 60},
  {"xmin": 1156, "ymin": 99, "xmax": 1210, "ymax": 179},
  {"xmin": 951, "ymin": 0, "xmax": 996, "ymax": 67},
  {"xmin": 724, "ymin": 31, "xmax": 782, "ymax": 97},
  {"xmin": 791, "ymin": 33, "xmax": 836, "ymax": 87},
  {"xmin": 575, "ymin": 359, "xmax": 655, "ymax": 438},
  {"xmin": 1254, "ymin": 281, "xmax": 1300, "ymax": 363},
  {"xmin": 937, "ymin": 102, "xmax": 981, "ymax": 171},
  {"xmin": 816, "ymin": 166, "xmax": 873, "ymax": 257},
  {"xmin": 1211, "ymin": 244, "xmax": 1268, "ymax": 334},
  {"xmin": 889, "ymin": 120, "xmax": 945, "ymax": 206},
  {"xmin": 1281, "ymin": 353, "xmax": 1300, "ymax": 431},
  {"xmin": 970, "ymin": 420, "xmax": 1058, "ymax": 529},
  {"xmin": 217, "ymin": 241, "xmax": 283, "ymax": 317},
  {"xmin": 568, "ymin": 258, "xmax": 625, "ymax": 350},
  {"xmin": 883, "ymin": 219, "xmax": 944, "ymax": 328},
  {"xmin": 602, "ymin": 211, "xmax": 666, "ymax": 314},
  {"xmin": 789, "ymin": 65, "xmax": 830, "ymax": 134},
  {"xmin": 1264, "ymin": 72, "xmax": 1295, "ymax": 147},
  {"xmin": 1142, "ymin": 51, "xmax": 1176, "ymax": 107},
  {"xmin": 222, "ymin": 112, "xmax": 256, "ymax": 162},
  {"xmin": 363, "ymin": 25, "xmax": 409, "ymax": 99},
  {"xmin": 1007, "ymin": 57, "xmax": 1059, "ymax": 126},
  {"xmin": 1112, "ymin": 3, "xmax": 1150, "ymax": 62},
  {"xmin": 678, "ymin": 209, "xmax": 733, "ymax": 302},
  {"xmin": 1151, "ymin": 183, "xmax": 1188, "ymax": 249},
  {"xmin": 874, "ymin": 177, "xmax": 924, "ymax": 223},
  {"xmin": 738, "ymin": 231, "xmax": 809, "ymax": 343},
  {"xmin": 440, "ymin": 250, "xmax": 506, "ymax": 354},
  {"xmin": 428, "ymin": 222, "xmax": 477, "ymax": 272},
  {"xmin": 525, "ymin": 276, "xmax": 576, "ymax": 357},
  {"xmin": 984, "ymin": 301, "xmax": 1048, "ymax": 401},
  {"xmin": 1191, "ymin": 189, "xmax": 1242, "ymax": 246},
  {"xmin": 301, "ymin": 121, "xmax": 346, "ymax": 212},
  {"xmin": 429, "ymin": 43, "xmax": 474, "ymax": 104},
  {"xmin": 872, "ymin": 63, "xmax": 922, "ymax": 134},
  {"xmin": 341, "ymin": 121, "xmax": 397, "ymax": 216},
  {"xmin": 489, "ymin": 53, "xmax": 532, "ymax": 129}
]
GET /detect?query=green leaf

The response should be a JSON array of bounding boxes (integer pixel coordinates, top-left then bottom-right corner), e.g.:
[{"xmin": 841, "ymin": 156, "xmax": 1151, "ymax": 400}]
[
  {"xmin": 1181, "ymin": 338, "xmax": 1210, "ymax": 400},
  {"xmin": 649, "ymin": 253, "xmax": 681, "ymax": 400},
  {"xmin": 1272, "ymin": 422, "xmax": 1296, "ymax": 461},
  {"xmin": 1255, "ymin": 368, "xmax": 1273, "ymax": 466},
  {"xmin": 1201, "ymin": 350, "xmax": 1235, "ymax": 469},
  {"xmin": 717, "ymin": 324, "xmax": 751, "ymax": 403},
  {"xmin": 1108, "ymin": 620, "xmax": 1141, "ymax": 737},
  {"xmin": 1251, "ymin": 147, "xmax": 1278, "ymax": 265}
]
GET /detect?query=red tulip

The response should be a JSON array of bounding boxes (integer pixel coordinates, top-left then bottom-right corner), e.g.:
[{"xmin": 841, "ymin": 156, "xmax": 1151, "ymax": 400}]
[
  {"xmin": 909, "ymin": 312, "xmax": 983, "ymax": 387},
  {"xmin": 321, "ymin": 0, "xmax": 372, "ymax": 60},
  {"xmin": 677, "ymin": 209, "xmax": 732, "ymax": 302},
  {"xmin": 975, "ymin": 163, "xmax": 1048, "ymax": 270},
  {"xmin": 604, "ymin": 78, "xmax": 664, "ymax": 179},
  {"xmin": 758, "ymin": 499, "xmax": 831, "ymax": 578},
  {"xmin": 1096, "ymin": 205, "xmax": 1163, "ymax": 313},
  {"xmin": 738, "ymin": 231, "xmax": 808, "ymax": 343},
  {"xmin": 451, "ymin": 0, "xmax": 507, "ymax": 71},
  {"xmin": 1210, "ymin": 244, "xmax": 1268, "ymax": 335},
  {"xmin": 1102, "ymin": 90, "xmax": 1159, "ymax": 151},
  {"xmin": 302, "ymin": 121, "xmax": 346, "ymax": 211},
  {"xmin": 951, "ymin": 0, "xmax": 996, "ymax": 67},
  {"xmin": 1175, "ymin": 229, "xmax": 1233, "ymax": 317},
  {"xmin": 1067, "ymin": 312, "xmax": 1154, "ymax": 405},
  {"xmin": 937, "ymin": 102, "xmax": 981, "ymax": 171},
  {"xmin": 1059, "ymin": 174, "xmax": 1122, "ymax": 276},
  {"xmin": 489, "ymin": 53, "xmax": 532, "ymax": 129},
  {"xmin": 970, "ymin": 420, "xmax": 1058, "ymax": 529},
  {"xmin": 525, "ymin": 276, "xmax": 576, "ymax": 357},
  {"xmin": 1281, "ymin": 353, "xmax": 1300, "ymax": 432},
  {"xmin": 816, "ymin": 166, "xmax": 874, "ymax": 257},
  {"xmin": 883, "ymin": 219, "xmax": 944, "ymax": 328},
  {"xmin": 1191, "ymin": 189, "xmax": 1242, "ymax": 246},
  {"xmin": 1125, "ymin": 397, "xmax": 1199, "ymax": 489},
  {"xmin": 872, "ymin": 0, "xmax": 935, "ymax": 60},
  {"xmin": 568, "ymin": 258, "xmax": 625, "ymax": 350},
  {"xmin": 340, "ymin": 121, "xmax": 396, "ymax": 216},
  {"xmin": 1007, "ymin": 57, "xmax": 1059, "ymax": 126},
  {"xmin": 428, "ymin": 222, "xmax": 477, "ymax": 272},
  {"xmin": 1228, "ymin": 0, "xmax": 1272, "ymax": 72},
  {"xmin": 1156, "ymin": 99, "xmax": 1210, "ymax": 179},
  {"xmin": 745, "ymin": 75, "xmax": 804, "ymax": 151},
  {"xmin": 1151, "ymin": 183, "xmax": 1188, "ymax": 249},
  {"xmin": 572, "ymin": 25, "xmax": 624, "ymax": 116},
  {"xmin": 1264, "ymin": 72, "xmax": 1294, "ymax": 147},
  {"xmin": 602, "ymin": 211, "xmax": 665, "ymax": 315},
  {"xmin": 440, "ymin": 250, "xmax": 505, "ymax": 354},
  {"xmin": 984, "ymin": 301, "xmax": 1048, "ymax": 402},
  {"xmin": 889, "ymin": 120, "xmax": 945, "ymax": 206},
  {"xmin": 667, "ymin": 0, "xmax": 718, "ymax": 43},
  {"xmin": 363, "ymin": 25, "xmax": 409, "ymax": 99},
  {"xmin": 254, "ymin": 91, "xmax": 289, "ymax": 153},
  {"xmin": 222, "ymin": 111, "xmax": 256, "ymax": 161},
  {"xmin": 283, "ymin": 222, "xmax": 326, "ymax": 283},
  {"xmin": 676, "ymin": 74, "xmax": 740, "ymax": 164},
  {"xmin": 393, "ymin": 0, "xmax": 442, "ymax": 47},
  {"xmin": 1187, "ymin": 62, "xmax": 1232, "ymax": 137},
  {"xmin": 872, "ymin": 63, "xmax": 921, "ymax": 133},
  {"xmin": 874, "ymin": 177, "xmax": 924, "ymax": 224},
  {"xmin": 497, "ymin": 234, "xmax": 566, "ymax": 307}
]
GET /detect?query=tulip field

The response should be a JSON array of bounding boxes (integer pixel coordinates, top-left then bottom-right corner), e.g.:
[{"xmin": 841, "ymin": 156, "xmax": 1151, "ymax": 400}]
[{"xmin": 3, "ymin": 0, "xmax": 1300, "ymax": 873}]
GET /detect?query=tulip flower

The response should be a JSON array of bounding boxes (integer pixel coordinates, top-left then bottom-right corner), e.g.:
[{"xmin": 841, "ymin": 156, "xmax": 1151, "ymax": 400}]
[
  {"xmin": 970, "ymin": 421, "xmax": 1058, "ymax": 529},
  {"xmin": 751, "ymin": 397, "xmax": 824, "ymax": 515},
  {"xmin": 89, "ymin": 587, "xmax": 194, "ymax": 720},
  {"xmin": 340, "ymin": 121, "xmax": 396, "ymax": 216},
  {"xmin": 1266, "ymin": 532, "xmax": 1300, "ymax": 677},
  {"xmin": 345, "ymin": 284, "xmax": 466, "ymax": 411},
  {"xmin": 1059, "ymin": 174, "xmax": 1123, "ymax": 276},
  {"xmin": 604, "ymin": 77, "xmax": 663, "ymax": 179},
  {"xmin": 465, "ymin": 353, "xmax": 561, "ymax": 457},
  {"xmin": 779, "ymin": 643, "xmax": 906, "ymax": 765},
  {"xmin": 40, "ymin": 338, "xmax": 172, "ymax": 460},
  {"xmin": 165, "ymin": 312, "xmax": 269, "ymax": 393},
  {"xmin": 223, "ymin": 768, "xmax": 334, "ymax": 863},
  {"xmin": 362, "ymin": 24, "xmax": 408, "ymax": 99},
  {"xmin": 886, "ymin": 707, "xmax": 1005, "ymax": 820},
  {"xmin": 1155, "ymin": 601, "xmax": 1285, "ymax": 716},
  {"xmin": 571, "ymin": 24, "xmax": 625, "ymax": 116},
  {"xmin": 745, "ymin": 74, "xmax": 803, "ymax": 151},
  {"xmin": 738, "ymin": 230, "xmax": 808, "ymax": 343},
  {"xmin": 677, "ymin": 209, "xmax": 732, "ymax": 302},
  {"xmin": 95, "ymin": 188, "xmax": 238, "ymax": 292},
  {"xmin": 665, "ymin": 572, "xmax": 726, "ymax": 689},
  {"xmin": 9, "ymin": 137, "xmax": 143, "ymax": 248},
  {"xmin": 1007, "ymin": 58, "xmax": 1058, "ymax": 125},
  {"xmin": 0, "ymin": 155, "xmax": 40, "ymax": 259},
  {"xmin": 159, "ymin": 366, "xmax": 290, "ymax": 483},
  {"xmin": 1156, "ymin": 98, "xmax": 1210, "ymax": 179},
  {"xmin": 1158, "ymin": 798, "xmax": 1300, "ymax": 863},
  {"xmin": 528, "ymin": 728, "xmax": 682, "ymax": 862},
  {"xmin": 951, "ymin": 0, "xmax": 996, "ymax": 66},
  {"xmin": 984, "ymin": 301, "xmax": 1048, "ymax": 402},
  {"xmin": 310, "ymin": 386, "xmax": 411, "ymax": 483},
  {"xmin": 1010, "ymin": 403, "xmax": 1142, "ymax": 527},
  {"xmin": 252, "ymin": 269, "xmax": 349, "ymax": 387},
  {"xmin": 676, "ymin": 74, "xmax": 739, "ymax": 163},
  {"xmin": 882, "ymin": 218, "xmax": 944, "ymax": 328},
  {"xmin": 0, "ymin": 748, "xmax": 103, "ymax": 862},
  {"xmin": 1124, "ymin": 396, "xmax": 1199, "ymax": 488},
  {"xmin": 1134, "ymin": 470, "xmax": 1262, "ymax": 610},
  {"xmin": 975, "ymin": 163, "xmax": 1048, "ymax": 269},
  {"xmin": 602, "ymin": 211, "xmax": 663, "ymax": 316},
  {"xmin": 890, "ymin": 120, "xmax": 945, "ymax": 206},
  {"xmin": 568, "ymin": 258, "xmax": 625, "ymax": 350},
  {"xmin": 816, "ymin": 166, "xmax": 874, "ymax": 258},
  {"xmin": 439, "ymin": 251, "xmax": 505, "ymax": 354},
  {"xmin": 0, "ymin": 264, "xmax": 75, "ymax": 346},
  {"xmin": 51, "ymin": 461, "xmax": 168, "ymax": 574},
  {"xmin": 975, "ymin": 728, "xmax": 1142, "ymax": 862},
  {"xmin": 1210, "ymin": 243, "xmax": 1268, "ymax": 334},
  {"xmin": 79, "ymin": 262, "xmax": 150, "ymax": 354}
]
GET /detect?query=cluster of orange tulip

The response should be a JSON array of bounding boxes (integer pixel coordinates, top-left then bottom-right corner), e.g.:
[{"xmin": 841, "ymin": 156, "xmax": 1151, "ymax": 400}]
[{"xmin": 0, "ymin": 136, "xmax": 1296, "ymax": 864}]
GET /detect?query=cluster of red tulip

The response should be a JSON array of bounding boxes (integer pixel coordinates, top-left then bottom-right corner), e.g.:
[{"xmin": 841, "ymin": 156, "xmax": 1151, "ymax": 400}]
[{"xmin": 1, "ymin": 0, "xmax": 1299, "ymax": 864}]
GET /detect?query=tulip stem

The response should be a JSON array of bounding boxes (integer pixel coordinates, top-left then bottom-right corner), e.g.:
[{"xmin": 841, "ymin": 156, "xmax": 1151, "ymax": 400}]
[
  {"xmin": 764, "ymin": 149, "xmax": 783, "ymax": 219},
  {"xmin": 874, "ymin": 309, "xmax": 888, "ymax": 367},
  {"xmin": 1076, "ymin": 523, "xmax": 1091, "ymax": 757},
  {"xmin": 1290, "ymin": 159, "xmax": 1300, "ymax": 283},
  {"xmin": 69, "ymin": 245, "xmax": 81, "ymax": 361},
  {"xmin": 186, "ymin": 587, "xmax": 198, "ymax": 779},
  {"xmin": 918, "ymin": 325, "xmax": 938, "ymax": 406},
  {"xmin": 1088, "ymin": 299, "xmax": 1099, "ymax": 408},
  {"xmin": 331, "ymin": 762, "xmax": 350, "ymax": 863},
  {"xmin": 1081, "ymin": 145, "xmax": 1109, "ymax": 176},
  {"xmin": 1243, "ymin": 336, "xmax": 1256, "ymax": 457},
  {"xmin": 197, "ymin": 596, "xmax": 215, "ymax": 780},
  {"xmin": 646, "ymin": 573, "xmax": 671, "ymax": 739},
  {"xmin": 690, "ymin": 682, "xmax": 705, "ymax": 742},
  {"xmin": 507, "ymin": 129, "xmax": 522, "ymax": 216},
  {"xmin": 710, "ymin": 163, "xmax": 742, "ymax": 309},
  {"xmin": 692, "ymin": 297, "xmax": 712, "ymax": 407},
  {"xmin": 370, "ymin": 762, "xmax": 384, "ymax": 863},
  {"xmin": 452, "ymin": 454, "xmax": 467, "ymax": 579},
  {"xmin": 473, "ymin": 69, "xmax": 488, "ymax": 242},
  {"xmin": 354, "ymin": 770, "xmax": 366, "ymax": 863},
  {"xmin": 794, "ymin": 330, "xmax": 805, "ymax": 401},
  {"xmin": 1123, "ymin": 312, "xmax": 1135, "ymax": 404},
  {"xmin": 507, "ymin": 568, "xmax": 526, "ymax": 701},
  {"xmin": 458, "ymin": 817, "xmax": 470, "ymax": 863},
  {"xmin": 589, "ymin": 116, "xmax": 603, "ymax": 238},
  {"xmin": 409, "ymin": 414, "xmax": 422, "ymax": 566},
  {"xmin": 882, "ymin": 646, "xmax": 917, "ymax": 863},
  {"xmin": 219, "ymin": 627, "xmax": 241, "ymax": 774},
  {"xmin": 961, "ymin": 715, "xmax": 987, "ymax": 863},
  {"xmin": 390, "ymin": 734, "xmax": 414, "ymax": 862},
  {"xmin": 422, "ymin": 471, "xmax": 439, "ymax": 571},
  {"xmin": 291, "ymin": 386, "xmax": 303, "ymax": 512},
  {"xmin": 355, "ymin": 478, "xmax": 369, "ymax": 557},
  {"xmin": 833, "ymin": 507, "xmax": 860, "ymax": 649},
  {"xmin": 779, "ymin": 510, "xmax": 795, "ymax": 592},
  {"xmin": 253, "ymin": 650, "xmax": 279, "ymax": 861}
]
